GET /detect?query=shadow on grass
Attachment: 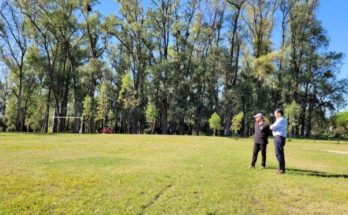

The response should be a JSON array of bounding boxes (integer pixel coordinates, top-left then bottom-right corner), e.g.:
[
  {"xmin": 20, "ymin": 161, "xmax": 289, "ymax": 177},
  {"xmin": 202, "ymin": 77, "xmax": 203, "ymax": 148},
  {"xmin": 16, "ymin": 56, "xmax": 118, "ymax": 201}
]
[{"xmin": 269, "ymin": 167, "xmax": 348, "ymax": 178}]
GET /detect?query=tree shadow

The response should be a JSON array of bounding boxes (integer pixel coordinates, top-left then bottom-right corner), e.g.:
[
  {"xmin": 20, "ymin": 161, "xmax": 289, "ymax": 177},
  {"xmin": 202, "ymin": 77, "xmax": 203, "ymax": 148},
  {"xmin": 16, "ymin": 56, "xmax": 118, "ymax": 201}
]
[{"xmin": 268, "ymin": 167, "xmax": 348, "ymax": 178}]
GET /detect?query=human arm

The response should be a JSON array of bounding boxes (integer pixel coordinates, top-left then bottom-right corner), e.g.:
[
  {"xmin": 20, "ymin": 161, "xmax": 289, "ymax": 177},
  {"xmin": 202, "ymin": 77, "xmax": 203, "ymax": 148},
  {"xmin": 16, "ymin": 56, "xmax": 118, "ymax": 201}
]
[
  {"xmin": 270, "ymin": 118, "xmax": 281, "ymax": 130},
  {"xmin": 266, "ymin": 124, "xmax": 273, "ymax": 136}
]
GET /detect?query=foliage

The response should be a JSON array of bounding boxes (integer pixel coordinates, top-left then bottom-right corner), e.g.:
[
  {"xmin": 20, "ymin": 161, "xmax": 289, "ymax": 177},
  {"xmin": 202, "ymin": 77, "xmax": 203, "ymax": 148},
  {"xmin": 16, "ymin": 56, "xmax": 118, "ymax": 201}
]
[
  {"xmin": 284, "ymin": 101, "xmax": 301, "ymax": 136},
  {"xmin": 231, "ymin": 112, "xmax": 244, "ymax": 136},
  {"xmin": 334, "ymin": 111, "xmax": 348, "ymax": 137},
  {"xmin": 209, "ymin": 112, "xmax": 222, "ymax": 136},
  {"xmin": 26, "ymin": 95, "xmax": 46, "ymax": 132},
  {"xmin": 118, "ymin": 73, "xmax": 139, "ymax": 109},
  {"xmin": 4, "ymin": 96, "xmax": 16, "ymax": 131},
  {"xmin": 82, "ymin": 96, "xmax": 93, "ymax": 120},
  {"xmin": 146, "ymin": 102, "xmax": 158, "ymax": 134},
  {"xmin": 96, "ymin": 82, "xmax": 110, "ymax": 126},
  {"xmin": 0, "ymin": 0, "xmax": 346, "ymax": 136}
]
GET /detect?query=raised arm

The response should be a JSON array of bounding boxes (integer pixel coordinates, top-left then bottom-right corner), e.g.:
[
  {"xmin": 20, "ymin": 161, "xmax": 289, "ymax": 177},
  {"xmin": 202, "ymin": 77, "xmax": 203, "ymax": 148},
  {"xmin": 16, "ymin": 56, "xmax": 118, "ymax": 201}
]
[{"xmin": 270, "ymin": 119, "xmax": 281, "ymax": 130}]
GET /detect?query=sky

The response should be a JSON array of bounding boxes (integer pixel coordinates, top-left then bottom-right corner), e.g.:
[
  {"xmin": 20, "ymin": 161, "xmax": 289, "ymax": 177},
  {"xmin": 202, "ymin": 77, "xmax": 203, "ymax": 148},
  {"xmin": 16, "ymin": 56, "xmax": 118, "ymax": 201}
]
[
  {"xmin": 317, "ymin": 0, "xmax": 348, "ymax": 109},
  {"xmin": 317, "ymin": 0, "xmax": 348, "ymax": 80}
]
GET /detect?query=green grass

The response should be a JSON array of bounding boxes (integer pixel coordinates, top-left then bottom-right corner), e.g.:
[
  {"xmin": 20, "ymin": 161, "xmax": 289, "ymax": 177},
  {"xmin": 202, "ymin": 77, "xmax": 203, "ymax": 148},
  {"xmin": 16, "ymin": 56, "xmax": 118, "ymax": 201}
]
[{"xmin": 0, "ymin": 133, "xmax": 347, "ymax": 214}]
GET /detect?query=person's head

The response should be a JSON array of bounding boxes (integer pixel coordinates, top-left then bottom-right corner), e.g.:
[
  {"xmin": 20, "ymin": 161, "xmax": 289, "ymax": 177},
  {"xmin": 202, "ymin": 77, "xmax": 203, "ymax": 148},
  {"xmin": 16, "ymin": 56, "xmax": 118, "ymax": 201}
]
[
  {"xmin": 253, "ymin": 113, "xmax": 264, "ymax": 123},
  {"xmin": 274, "ymin": 109, "xmax": 284, "ymax": 119}
]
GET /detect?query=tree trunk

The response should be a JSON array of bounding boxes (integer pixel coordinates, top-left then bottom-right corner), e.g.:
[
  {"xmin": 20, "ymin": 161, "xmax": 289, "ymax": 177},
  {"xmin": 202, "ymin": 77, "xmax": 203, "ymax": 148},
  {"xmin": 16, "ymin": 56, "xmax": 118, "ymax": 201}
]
[
  {"xmin": 52, "ymin": 102, "xmax": 59, "ymax": 133},
  {"xmin": 160, "ymin": 99, "xmax": 168, "ymax": 134},
  {"xmin": 194, "ymin": 105, "xmax": 201, "ymax": 136},
  {"xmin": 224, "ymin": 109, "xmax": 233, "ymax": 136},
  {"xmin": 131, "ymin": 108, "xmax": 138, "ymax": 134},
  {"xmin": 43, "ymin": 87, "xmax": 51, "ymax": 133},
  {"xmin": 179, "ymin": 115, "xmax": 184, "ymax": 135},
  {"xmin": 15, "ymin": 82, "xmax": 22, "ymax": 132}
]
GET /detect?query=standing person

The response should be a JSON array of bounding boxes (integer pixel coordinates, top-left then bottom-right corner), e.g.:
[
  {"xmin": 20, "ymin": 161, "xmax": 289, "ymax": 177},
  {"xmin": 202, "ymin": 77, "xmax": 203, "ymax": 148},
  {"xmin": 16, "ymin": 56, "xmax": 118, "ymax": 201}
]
[
  {"xmin": 249, "ymin": 113, "xmax": 272, "ymax": 169},
  {"xmin": 270, "ymin": 109, "xmax": 287, "ymax": 174}
]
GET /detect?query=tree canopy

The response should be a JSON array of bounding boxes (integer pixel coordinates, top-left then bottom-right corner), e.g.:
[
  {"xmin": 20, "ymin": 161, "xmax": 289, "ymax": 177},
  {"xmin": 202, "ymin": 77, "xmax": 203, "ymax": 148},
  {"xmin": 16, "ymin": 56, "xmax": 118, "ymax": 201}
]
[{"xmin": 0, "ymin": 0, "xmax": 347, "ymax": 136}]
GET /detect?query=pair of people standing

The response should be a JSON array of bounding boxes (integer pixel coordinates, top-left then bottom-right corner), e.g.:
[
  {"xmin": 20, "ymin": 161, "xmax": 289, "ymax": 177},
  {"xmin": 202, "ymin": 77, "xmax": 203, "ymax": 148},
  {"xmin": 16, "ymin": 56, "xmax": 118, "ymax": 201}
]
[{"xmin": 249, "ymin": 109, "xmax": 287, "ymax": 174}]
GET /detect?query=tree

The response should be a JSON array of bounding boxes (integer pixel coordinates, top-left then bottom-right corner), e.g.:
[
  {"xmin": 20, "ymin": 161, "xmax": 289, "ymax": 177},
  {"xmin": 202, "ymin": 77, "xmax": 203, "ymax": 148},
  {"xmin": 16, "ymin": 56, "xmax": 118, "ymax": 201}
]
[
  {"xmin": 4, "ymin": 96, "xmax": 16, "ymax": 131},
  {"xmin": 118, "ymin": 73, "xmax": 139, "ymax": 110},
  {"xmin": 82, "ymin": 95, "xmax": 93, "ymax": 133},
  {"xmin": 104, "ymin": 0, "xmax": 148, "ymax": 134},
  {"xmin": 334, "ymin": 111, "xmax": 348, "ymax": 143},
  {"xmin": 81, "ymin": 0, "xmax": 107, "ymax": 133},
  {"xmin": 96, "ymin": 82, "xmax": 110, "ymax": 129},
  {"xmin": 244, "ymin": 0, "xmax": 278, "ymax": 114},
  {"xmin": 145, "ymin": 103, "xmax": 158, "ymax": 134},
  {"xmin": 26, "ymin": 95, "xmax": 46, "ymax": 132},
  {"xmin": 231, "ymin": 112, "xmax": 244, "ymax": 136},
  {"xmin": 17, "ymin": 0, "xmax": 86, "ymax": 133},
  {"xmin": 118, "ymin": 73, "xmax": 140, "ymax": 133},
  {"xmin": 0, "ymin": 0, "xmax": 28, "ymax": 131},
  {"xmin": 336, "ymin": 111, "xmax": 348, "ymax": 132},
  {"xmin": 284, "ymin": 101, "xmax": 301, "ymax": 137},
  {"xmin": 223, "ymin": 0, "xmax": 246, "ymax": 136},
  {"xmin": 0, "ymin": 0, "xmax": 346, "ymax": 136},
  {"xmin": 0, "ymin": 70, "xmax": 9, "ymax": 131},
  {"xmin": 209, "ymin": 112, "xmax": 222, "ymax": 136},
  {"xmin": 285, "ymin": 0, "xmax": 348, "ymax": 137}
]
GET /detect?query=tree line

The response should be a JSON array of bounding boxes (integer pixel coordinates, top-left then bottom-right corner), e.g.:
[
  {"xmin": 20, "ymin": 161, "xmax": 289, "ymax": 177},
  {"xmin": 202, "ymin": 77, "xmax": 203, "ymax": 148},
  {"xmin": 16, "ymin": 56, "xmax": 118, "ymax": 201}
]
[{"xmin": 0, "ymin": 0, "xmax": 347, "ymax": 137}]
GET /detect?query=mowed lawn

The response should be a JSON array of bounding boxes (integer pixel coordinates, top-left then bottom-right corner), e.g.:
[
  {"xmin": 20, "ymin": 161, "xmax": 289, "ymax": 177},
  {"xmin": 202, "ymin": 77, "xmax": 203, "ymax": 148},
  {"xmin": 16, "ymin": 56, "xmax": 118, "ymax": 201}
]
[{"xmin": 0, "ymin": 134, "xmax": 347, "ymax": 214}]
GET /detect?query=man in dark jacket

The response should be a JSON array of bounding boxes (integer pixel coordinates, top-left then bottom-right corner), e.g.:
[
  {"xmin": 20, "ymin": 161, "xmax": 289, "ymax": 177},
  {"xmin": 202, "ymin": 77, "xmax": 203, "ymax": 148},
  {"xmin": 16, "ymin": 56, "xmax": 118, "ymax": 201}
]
[{"xmin": 249, "ymin": 113, "xmax": 272, "ymax": 169}]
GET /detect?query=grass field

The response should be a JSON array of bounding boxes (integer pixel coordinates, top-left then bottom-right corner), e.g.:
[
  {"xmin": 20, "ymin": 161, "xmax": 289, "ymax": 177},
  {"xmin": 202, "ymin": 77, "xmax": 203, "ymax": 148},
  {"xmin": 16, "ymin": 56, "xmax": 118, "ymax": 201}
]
[{"xmin": 0, "ymin": 133, "xmax": 347, "ymax": 214}]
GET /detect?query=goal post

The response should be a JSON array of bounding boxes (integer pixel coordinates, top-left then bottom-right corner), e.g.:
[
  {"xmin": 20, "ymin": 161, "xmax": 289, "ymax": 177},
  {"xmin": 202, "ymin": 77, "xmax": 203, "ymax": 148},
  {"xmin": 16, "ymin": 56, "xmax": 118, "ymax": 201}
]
[{"xmin": 49, "ymin": 115, "xmax": 84, "ymax": 133}]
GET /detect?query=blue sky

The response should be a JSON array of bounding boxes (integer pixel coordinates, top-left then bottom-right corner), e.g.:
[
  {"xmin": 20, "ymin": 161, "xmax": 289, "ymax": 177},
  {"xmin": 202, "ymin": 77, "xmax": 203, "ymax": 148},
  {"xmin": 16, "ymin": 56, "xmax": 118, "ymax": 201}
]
[{"xmin": 317, "ymin": 0, "xmax": 348, "ymax": 80}]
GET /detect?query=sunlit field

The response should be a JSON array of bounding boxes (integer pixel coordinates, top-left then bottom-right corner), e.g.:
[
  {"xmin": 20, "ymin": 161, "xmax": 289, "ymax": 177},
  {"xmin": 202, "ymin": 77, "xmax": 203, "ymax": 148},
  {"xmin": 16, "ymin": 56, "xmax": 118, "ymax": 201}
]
[{"xmin": 0, "ymin": 133, "xmax": 347, "ymax": 214}]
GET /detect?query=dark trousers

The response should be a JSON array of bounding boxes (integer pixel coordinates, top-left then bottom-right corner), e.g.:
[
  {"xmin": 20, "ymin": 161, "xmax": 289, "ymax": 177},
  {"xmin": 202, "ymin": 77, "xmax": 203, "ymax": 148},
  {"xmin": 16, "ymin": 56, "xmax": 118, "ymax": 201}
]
[
  {"xmin": 251, "ymin": 143, "xmax": 267, "ymax": 167},
  {"xmin": 274, "ymin": 136, "xmax": 286, "ymax": 171}
]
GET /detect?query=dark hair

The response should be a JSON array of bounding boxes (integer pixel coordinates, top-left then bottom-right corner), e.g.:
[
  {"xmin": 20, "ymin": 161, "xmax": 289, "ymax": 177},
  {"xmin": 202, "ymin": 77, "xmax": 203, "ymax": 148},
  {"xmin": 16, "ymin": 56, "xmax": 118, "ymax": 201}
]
[{"xmin": 275, "ymin": 109, "xmax": 284, "ymax": 116}]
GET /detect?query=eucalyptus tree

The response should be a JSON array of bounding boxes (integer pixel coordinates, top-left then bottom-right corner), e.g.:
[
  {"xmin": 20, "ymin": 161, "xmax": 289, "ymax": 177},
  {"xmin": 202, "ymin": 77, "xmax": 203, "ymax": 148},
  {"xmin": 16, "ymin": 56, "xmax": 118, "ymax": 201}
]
[
  {"xmin": 17, "ymin": 0, "xmax": 85, "ymax": 132},
  {"xmin": 0, "ymin": 0, "xmax": 29, "ymax": 131},
  {"xmin": 286, "ymin": 0, "xmax": 347, "ymax": 136},
  {"xmin": 80, "ymin": 0, "xmax": 108, "ymax": 133},
  {"xmin": 243, "ymin": 0, "xmax": 278, "ymax": 113},
  {"xmin": 0, "ymin": 0, "xmax": 346, "ymax": 136},
  {"xmin": 144, "ymin": 0, "xmax": 180, "ymax": 134},
  {"xmin": 0, "ymin": 70, "xmax": 9, "ymax": 131},
  {"xmin": 222, "ymin": 0, "xmax": 246, "ymax": 135},
  {"xmin": 185, "ymin": 0, "xmax": 227, "ymax": 135},
  {"xmin": 104, "ymin": 0, "xmax": 151, "ymax": 133},
  {"xmin": 165, "ymin": 0, "xmax": 199, "ymax": 134}
]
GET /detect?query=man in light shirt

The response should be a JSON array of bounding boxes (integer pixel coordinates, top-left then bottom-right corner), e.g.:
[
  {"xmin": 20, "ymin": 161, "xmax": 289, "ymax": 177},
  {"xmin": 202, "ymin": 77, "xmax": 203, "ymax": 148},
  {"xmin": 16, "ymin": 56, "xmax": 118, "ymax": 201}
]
[{"xmin": 270, "ymin": 109, "xmax": 287, "ymax": 174}]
